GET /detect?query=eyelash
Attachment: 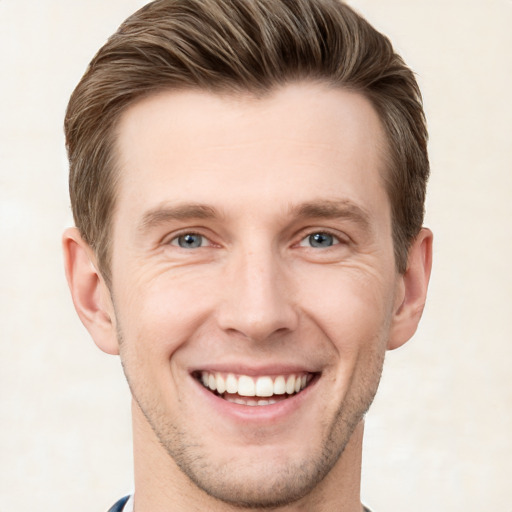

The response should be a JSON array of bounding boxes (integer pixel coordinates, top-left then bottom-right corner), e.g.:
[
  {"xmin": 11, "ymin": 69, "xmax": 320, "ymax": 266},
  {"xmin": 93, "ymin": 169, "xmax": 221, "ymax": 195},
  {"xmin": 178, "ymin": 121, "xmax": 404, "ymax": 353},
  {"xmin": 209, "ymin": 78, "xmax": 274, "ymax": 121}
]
[
  {"xmin": 297, "ymin": 230, "xmax": 345, "ymax": 249},
  {"xmin": 169, "ymin": 232, "xmax": 212, "ymax": 249},
  {"xmin": 167, "ymin": 229, "xmax": 346, "ymax": 250}
]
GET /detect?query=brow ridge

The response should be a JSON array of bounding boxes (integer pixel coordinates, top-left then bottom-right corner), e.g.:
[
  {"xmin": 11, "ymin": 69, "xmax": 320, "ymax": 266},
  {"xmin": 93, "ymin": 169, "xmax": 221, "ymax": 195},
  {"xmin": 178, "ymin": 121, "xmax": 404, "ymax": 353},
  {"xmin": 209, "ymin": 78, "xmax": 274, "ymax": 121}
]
[
  {"xmin": 138, "ymin": 203, "xmax": 219, "ymax": 232},
  {"xmin": 292, "ymin": 199, "xmax": 372, "ymax": 231},
  {"xmin": 138, "ymin": 199, "xmax": 372, "ymax": 234}
]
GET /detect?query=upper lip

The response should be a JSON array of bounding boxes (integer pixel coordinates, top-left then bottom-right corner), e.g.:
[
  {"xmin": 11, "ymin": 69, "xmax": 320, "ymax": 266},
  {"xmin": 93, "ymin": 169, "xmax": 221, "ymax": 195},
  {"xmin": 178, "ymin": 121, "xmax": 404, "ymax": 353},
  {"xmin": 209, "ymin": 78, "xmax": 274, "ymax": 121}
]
[{"xmin": 189, "ymin": 363, "xmax": 319, "ymax": 377}]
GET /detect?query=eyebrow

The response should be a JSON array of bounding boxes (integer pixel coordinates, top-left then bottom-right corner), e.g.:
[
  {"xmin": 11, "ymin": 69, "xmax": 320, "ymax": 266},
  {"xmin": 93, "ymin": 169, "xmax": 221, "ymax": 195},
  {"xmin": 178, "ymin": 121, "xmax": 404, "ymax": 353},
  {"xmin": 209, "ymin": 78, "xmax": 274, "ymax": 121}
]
[
  {"xmin": 137, "ymin": 199, "xmax": 373, "ymax": 234},
  {"xmin": 291, "ymin": 199, "xmax": 373, "ymax": 232},
  {"xmin": 138, "ymin": 203, "xmax": 220, "ymax": 232}
]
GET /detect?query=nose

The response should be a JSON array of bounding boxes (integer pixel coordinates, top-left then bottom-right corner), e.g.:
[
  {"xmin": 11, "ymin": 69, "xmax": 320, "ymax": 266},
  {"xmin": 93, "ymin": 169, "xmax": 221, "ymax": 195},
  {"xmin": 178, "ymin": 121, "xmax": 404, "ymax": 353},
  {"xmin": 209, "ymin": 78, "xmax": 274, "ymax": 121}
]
[{"xmin": 216, "ymin": 244, "xmax": 299, "ymax": 343}]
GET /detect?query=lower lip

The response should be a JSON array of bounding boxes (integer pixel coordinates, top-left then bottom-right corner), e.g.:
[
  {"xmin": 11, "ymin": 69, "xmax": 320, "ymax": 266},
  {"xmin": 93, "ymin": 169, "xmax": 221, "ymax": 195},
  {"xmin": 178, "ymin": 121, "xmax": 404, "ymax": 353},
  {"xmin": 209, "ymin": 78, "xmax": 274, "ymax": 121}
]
[{"xmin": 193, "ymin": 375, "xmax": 319, "ymax": 424}]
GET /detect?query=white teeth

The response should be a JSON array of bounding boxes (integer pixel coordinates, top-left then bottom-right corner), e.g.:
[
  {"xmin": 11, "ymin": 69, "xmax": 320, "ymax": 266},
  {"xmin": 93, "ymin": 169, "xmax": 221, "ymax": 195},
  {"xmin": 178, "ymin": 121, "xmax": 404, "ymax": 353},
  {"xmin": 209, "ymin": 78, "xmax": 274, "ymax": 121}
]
[
  {"xmin": 224, "ymin": 397, "xmax": 280, "ymax": 406},
  {"xmin": 200, "ymin": 371, "xmax": 311, "ymax": 401},
  {"xmin": 273, "ymin": 376, "xmax": 286, "ymax": 395},
  {"xmin": 208, "ymin": 374, "xmax": 217, "ymax": 391},
  {"xmin": 226, "ymin": 397, "xmax": 245, "ymax": 405},
  {"xmin": 216, "ymin": 374, "xmax": 226, "ymax": 394},
  {"xmin": 255, "ymin": 376, "xmax": 274, "ymax": 397},
  {"xmin": 226, "ymin": 373, "xmax": 237, "ymax": 393},
  {"xmin": 238, "ymin": 375, "xmax": 256, "ymax": 397},
  {"xmin": 285, "ymin": 375, "xmax": 296, "ymax": 394}
]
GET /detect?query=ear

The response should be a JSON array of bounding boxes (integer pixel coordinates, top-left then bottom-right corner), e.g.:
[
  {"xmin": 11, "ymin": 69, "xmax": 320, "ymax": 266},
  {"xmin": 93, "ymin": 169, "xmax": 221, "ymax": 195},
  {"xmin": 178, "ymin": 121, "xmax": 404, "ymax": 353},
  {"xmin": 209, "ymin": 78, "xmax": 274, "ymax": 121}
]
[
  {"xmin": 62, "ymin": 227, "xmax": 119, "ymax": 355},
  {"xmin": 388, "ymin": 227, "xmax": 433, "ymax": 350}
]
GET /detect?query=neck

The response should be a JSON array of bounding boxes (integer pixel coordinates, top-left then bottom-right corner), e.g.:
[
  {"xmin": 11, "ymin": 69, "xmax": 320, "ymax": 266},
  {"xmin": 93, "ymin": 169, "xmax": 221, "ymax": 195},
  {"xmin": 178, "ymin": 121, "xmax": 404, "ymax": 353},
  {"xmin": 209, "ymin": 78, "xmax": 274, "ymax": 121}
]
[{"xmin": 131, "ymin": 400, "xmax": 365, "ymax": 512}]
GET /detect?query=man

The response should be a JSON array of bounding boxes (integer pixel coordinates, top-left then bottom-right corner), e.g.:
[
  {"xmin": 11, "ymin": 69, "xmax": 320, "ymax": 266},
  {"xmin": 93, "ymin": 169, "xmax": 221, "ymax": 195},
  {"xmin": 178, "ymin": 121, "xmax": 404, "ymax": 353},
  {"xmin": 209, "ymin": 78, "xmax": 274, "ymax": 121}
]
[{"xmin": 62, "ymin": 0, "xmax": 432, "ymax": 511}]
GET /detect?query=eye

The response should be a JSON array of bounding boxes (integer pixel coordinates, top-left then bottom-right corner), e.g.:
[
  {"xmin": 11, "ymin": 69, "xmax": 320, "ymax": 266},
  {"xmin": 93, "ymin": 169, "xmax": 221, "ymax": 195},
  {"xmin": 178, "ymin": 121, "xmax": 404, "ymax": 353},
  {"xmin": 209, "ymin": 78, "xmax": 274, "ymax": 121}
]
[
  {"xmin": 299, "ymin": 232, "xmax": 340, "ymax": 248},
  {"xmin": 170, "ymin": 233, "xmax": 210, "ymax": 249}
]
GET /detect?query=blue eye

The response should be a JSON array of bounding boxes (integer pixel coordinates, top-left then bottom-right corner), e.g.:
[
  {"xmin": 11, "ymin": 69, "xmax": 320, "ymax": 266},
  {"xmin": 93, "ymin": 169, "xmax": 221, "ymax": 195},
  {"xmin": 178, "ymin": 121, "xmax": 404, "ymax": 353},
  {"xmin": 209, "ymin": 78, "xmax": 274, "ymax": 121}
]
[
  {"xmin": 172, "ymin": 233, "xmax": 206, "ymax": 248},
  {"xmin": 301, "ymin": 232, "xmax": 338, "ymax": 248}
]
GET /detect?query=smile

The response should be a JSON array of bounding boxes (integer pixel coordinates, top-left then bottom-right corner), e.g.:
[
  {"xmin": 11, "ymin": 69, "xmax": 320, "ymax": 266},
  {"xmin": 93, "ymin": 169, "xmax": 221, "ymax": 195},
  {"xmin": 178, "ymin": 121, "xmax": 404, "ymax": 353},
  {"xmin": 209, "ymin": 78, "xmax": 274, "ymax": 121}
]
[{"xmin": 195, "ymin": 371, "xmax": 316, "ymax": 406}]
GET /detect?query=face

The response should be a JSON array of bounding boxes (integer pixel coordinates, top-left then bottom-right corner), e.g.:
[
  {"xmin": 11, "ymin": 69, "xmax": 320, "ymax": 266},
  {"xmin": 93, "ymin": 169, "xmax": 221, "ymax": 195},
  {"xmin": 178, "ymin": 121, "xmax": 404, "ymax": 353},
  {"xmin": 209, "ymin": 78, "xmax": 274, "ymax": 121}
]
[{"xmin": 108, "ymin": 83, "xmax": 403, "ymax": 507}]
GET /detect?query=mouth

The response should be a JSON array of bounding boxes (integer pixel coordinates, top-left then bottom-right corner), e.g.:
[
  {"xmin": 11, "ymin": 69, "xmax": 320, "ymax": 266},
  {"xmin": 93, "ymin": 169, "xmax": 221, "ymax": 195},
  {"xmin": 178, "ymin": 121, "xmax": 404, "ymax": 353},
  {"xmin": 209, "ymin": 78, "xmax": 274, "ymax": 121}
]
[{"xmin": 193, "ymin": 370, "xmax": 318, "ymax": 406}]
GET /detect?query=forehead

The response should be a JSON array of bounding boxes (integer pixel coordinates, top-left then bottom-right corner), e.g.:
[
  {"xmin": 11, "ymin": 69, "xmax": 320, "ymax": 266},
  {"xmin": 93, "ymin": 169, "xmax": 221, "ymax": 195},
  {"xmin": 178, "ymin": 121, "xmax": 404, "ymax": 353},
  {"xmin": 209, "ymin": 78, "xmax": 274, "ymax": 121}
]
[{"xmin": 113, "ymin": 83, "xmax": 390, "ymax": 225}]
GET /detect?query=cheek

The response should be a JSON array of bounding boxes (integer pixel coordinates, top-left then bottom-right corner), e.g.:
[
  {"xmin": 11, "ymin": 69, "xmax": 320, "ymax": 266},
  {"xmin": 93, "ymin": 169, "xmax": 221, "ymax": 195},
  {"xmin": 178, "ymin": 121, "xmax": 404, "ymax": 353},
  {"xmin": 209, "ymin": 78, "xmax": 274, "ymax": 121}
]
[
  {"xmin": 297, "ymin": 264, "xmax": 395, "ymax": 351},
  {"xmin": 114, "ymin": 272, "xmax": 219, "ymax": 372},
  {"xmin": 303, "ymin": 269, "xmax": 392, "ymax": 405}
]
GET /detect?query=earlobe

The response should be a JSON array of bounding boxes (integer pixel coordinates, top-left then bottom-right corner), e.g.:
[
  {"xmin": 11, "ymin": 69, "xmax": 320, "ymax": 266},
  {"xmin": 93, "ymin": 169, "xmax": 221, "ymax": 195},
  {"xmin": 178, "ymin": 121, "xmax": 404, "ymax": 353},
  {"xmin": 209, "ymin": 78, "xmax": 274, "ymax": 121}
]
[
  {"xmin": 388, "ymin": 227, "xmax": 433, "ymax": 350},
  {"xmin": 62, "ymin": 227, "xmax": 119, "ymax": 355}
]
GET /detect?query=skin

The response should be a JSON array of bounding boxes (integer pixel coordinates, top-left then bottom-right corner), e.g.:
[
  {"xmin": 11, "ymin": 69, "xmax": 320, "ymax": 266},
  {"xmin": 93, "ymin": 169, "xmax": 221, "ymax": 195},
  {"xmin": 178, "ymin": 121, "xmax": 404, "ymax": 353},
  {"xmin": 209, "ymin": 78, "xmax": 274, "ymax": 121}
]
[{"xmin": 63, "ymin": 83, "xmax": 432, "ymax": 511}]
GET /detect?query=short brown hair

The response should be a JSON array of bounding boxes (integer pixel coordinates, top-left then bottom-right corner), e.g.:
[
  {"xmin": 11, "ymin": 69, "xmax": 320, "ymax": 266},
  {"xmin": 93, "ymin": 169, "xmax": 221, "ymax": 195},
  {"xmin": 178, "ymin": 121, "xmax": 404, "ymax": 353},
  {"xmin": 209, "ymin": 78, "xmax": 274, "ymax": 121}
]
[{"xmin": 65, "ymin": 0, "xmax": 429, "ymax": 285}]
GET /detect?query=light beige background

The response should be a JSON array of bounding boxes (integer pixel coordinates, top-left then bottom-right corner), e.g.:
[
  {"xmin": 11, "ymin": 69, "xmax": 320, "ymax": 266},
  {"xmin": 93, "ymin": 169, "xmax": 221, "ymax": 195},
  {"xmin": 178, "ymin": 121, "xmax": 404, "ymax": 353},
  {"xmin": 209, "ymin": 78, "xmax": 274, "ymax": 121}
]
[{"xmin": 1, "ymin": 1, "xmax": 510, "ymax": 511}]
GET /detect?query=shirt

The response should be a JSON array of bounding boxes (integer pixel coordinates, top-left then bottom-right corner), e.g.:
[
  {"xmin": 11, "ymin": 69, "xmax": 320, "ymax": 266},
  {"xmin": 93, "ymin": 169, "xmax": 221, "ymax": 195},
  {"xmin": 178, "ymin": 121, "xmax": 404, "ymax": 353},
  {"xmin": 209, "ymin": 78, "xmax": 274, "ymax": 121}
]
[{"xmin": 108, "ymin": 495, "xmax": 372, "ymax": 511}]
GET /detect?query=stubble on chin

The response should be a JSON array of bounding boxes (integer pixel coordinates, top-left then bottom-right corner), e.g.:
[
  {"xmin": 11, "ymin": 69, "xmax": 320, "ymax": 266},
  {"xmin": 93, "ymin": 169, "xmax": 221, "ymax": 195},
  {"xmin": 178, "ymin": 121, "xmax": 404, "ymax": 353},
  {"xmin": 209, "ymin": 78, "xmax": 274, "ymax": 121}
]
[{"xmin": 116, "ymin": 310, "xmax": 387, "ymax": 509}]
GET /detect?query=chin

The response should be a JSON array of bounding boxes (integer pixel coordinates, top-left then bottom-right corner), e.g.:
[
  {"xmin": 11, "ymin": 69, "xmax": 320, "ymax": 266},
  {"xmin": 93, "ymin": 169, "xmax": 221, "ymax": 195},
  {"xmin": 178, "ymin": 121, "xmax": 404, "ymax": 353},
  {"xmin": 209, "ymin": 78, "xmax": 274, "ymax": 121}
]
[
  {"xmin": 150, "ymin": 409, "xmax": 361, "ymax": 509},
  {"xmin": 171, "ymin": 447, "xmax": 338, "ymax": 508}
]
